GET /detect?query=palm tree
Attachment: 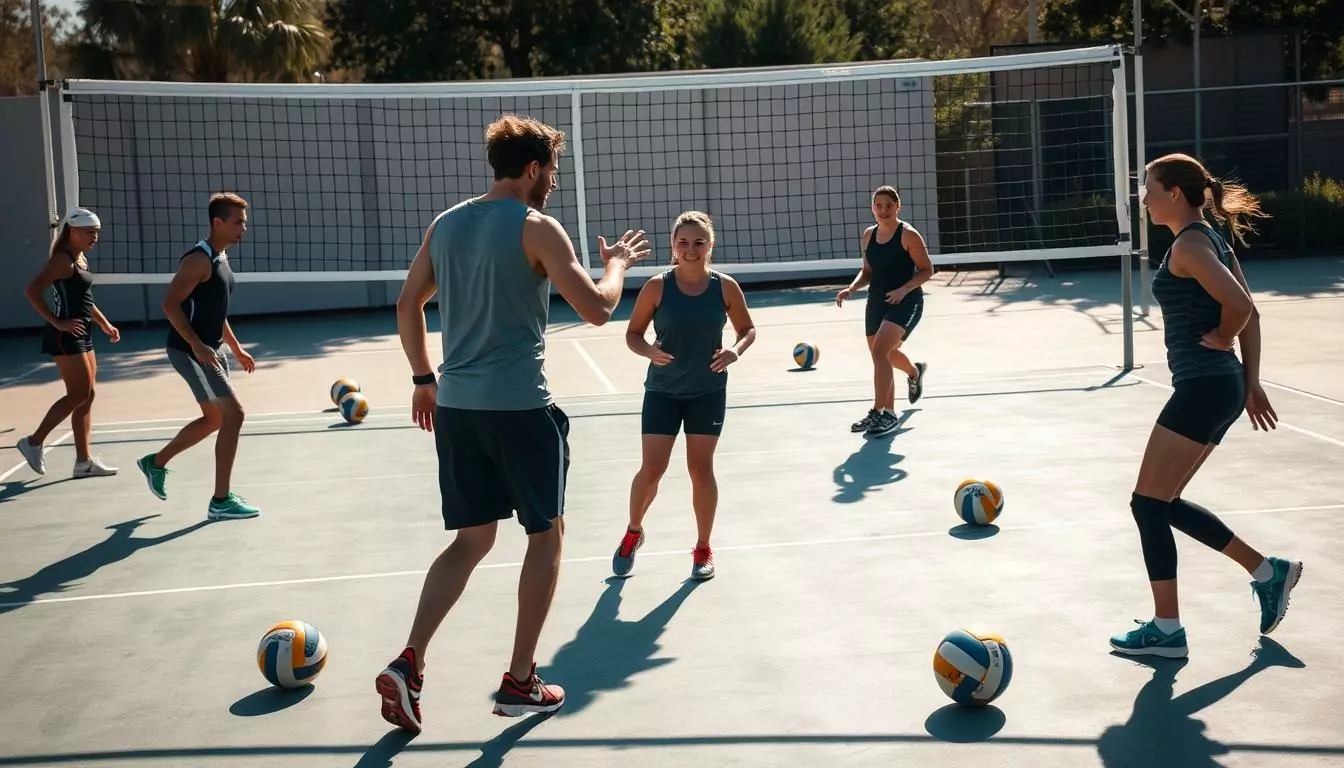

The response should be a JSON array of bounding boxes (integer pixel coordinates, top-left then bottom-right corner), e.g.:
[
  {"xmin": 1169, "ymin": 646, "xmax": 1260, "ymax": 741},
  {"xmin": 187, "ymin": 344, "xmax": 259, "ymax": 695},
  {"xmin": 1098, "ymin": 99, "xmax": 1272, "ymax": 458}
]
[{"xmin": 71, "ymin": 0, "xmax": 330, "ymax": 82}]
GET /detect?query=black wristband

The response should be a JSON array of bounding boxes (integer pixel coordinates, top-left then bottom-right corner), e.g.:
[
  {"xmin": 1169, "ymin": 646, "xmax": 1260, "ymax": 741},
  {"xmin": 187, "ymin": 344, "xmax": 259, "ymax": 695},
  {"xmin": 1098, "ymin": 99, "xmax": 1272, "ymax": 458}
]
[{"xmin": 412, "ymin": 373, "xmax": 435, "ymax": 386}]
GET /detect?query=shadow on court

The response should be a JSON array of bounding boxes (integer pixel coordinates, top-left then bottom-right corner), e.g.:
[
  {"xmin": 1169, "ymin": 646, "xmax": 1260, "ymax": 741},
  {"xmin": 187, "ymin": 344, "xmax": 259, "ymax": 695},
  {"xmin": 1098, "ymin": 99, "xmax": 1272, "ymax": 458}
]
[
  {"xmin": 536, "ymin": 577, "xmax": 703, "ymax": 719},
  {"xmin": 831, "ymin": 413, "xmax": 916, "ymax": 504},
  {"xmin": 0, "ymin": 476, "xmax": 80, "ymax": 503},
  {"xmin": 1096, "ymin": 637, "xmax": 1305, "ymax": 767},
  {"xmin": 0, "ymin": 514, "xmax": 213, "ymax": 615}
]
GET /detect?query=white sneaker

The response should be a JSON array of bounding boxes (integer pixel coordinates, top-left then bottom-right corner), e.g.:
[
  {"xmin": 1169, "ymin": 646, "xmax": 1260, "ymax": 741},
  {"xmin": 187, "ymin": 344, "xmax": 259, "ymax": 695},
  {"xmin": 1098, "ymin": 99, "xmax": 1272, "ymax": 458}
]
[
  {"xmin": 17, "ymin": 437, "xmax": 45, "ymax": 475},
  {"xmin": 73, "ymin": 457, "xmax": 118, "ymax": 477}
]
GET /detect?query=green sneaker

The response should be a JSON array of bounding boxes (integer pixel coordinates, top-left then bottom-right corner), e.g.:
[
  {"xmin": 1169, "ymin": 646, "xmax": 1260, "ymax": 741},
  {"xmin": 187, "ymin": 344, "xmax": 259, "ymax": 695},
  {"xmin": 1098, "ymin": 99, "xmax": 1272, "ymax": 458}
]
[
  {"xmin": 1251, "ymin": 556, "xmax": 1303, "ymax": 635},
  {"xmin": 136, "ymin": 454, "xmax": 168, "ymax": 500},
  {"xmin": 207, "ymin": 492, "xmax": 260, "ymax": 520},
  {"xmin": 1109, "ymin": 619, "xmax": 1188, "ymax": 658}
]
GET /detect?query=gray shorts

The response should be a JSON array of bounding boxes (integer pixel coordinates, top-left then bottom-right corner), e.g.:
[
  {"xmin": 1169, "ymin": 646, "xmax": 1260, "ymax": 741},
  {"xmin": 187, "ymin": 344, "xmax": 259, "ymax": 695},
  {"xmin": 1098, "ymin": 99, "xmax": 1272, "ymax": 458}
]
[{"xmin": 166, "ymin": 346, "xmax": 234, "ymax": 403}]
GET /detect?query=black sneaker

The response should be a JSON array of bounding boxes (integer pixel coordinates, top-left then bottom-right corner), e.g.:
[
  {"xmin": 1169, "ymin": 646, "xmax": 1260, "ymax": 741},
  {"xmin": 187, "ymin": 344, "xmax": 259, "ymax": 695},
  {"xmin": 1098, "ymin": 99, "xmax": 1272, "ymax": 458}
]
[
  {"xmin": 851, "ymin": 409, "xmax": 879, "ymax": 433},
  {"xmin": 375, "ymin": 647, "xmax": 423, "ymax": 732},
  {"xmin": 865, "ymin": 410, "xmax": 902, "ymax": 438},
  {"xmin": 908, "ymin": 362, "xmax": 927, "ymax": 405},
  {"xmin": 493, "ymin": 662, "xmax": 565, "ymax": 717}
]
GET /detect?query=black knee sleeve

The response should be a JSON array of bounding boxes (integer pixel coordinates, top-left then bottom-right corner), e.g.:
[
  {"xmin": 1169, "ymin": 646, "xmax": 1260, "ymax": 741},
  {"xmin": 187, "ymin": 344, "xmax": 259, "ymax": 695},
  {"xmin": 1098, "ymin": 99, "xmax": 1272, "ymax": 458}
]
[
  {"xmin": 1168, "ymin": 497, "xmax": 1235, "ymax": 552},
  {"xmin": 1131, "ymin": 493, "xmax": 1177, "ymax": 581}
]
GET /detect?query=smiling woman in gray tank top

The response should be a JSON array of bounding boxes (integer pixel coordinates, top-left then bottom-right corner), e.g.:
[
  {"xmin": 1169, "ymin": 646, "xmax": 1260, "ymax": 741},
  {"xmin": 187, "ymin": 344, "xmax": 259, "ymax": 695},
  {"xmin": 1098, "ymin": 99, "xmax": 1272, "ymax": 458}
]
[
  {"xmin": 612, "ymin": 211, "xmax": 758, "ymax": 582},
  {"xmin": 1108, "ymin": 152, "xmax": 1301, "ymax": 661}
]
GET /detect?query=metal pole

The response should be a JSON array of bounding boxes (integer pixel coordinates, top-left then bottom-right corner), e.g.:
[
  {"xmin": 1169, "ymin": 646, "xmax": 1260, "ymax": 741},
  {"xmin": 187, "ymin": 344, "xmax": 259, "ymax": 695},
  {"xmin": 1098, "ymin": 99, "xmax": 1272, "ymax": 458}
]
[
  {"xmin": 1193, "ymin": 0, "xmax": 1203, "ymax": 158},
  {"xmin": 30, "ymin": 0, "xmax": 60, "ymax": 239},
  {"xmin": 1028, "ymin": 0, "xmax": 1038, "ymax": 43},
  {"xmin": 1134, "ymin": 0, "xmax": 1151, "ymax": 316}
]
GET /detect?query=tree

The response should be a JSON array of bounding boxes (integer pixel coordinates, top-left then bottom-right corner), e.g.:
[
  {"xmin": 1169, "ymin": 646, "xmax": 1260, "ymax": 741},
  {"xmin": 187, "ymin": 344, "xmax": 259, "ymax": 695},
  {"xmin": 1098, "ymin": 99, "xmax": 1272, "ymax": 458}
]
[
  {"xmin": 692, "ymin": 0, "xmax": 862, "ymax": 69},
  {"xmin": 0, "ymin": 0, "xmax": 73, "ymax": 96},
  {"xmin": 69, "ymin": 0, "xmax": 331, "ymax": 82}
]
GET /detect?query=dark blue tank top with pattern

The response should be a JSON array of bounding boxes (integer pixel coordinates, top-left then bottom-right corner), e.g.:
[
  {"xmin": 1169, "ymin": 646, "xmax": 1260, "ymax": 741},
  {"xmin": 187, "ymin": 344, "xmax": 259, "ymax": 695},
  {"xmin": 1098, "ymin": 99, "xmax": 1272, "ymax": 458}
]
[
  {"xmin": 1150, "ymin": 221, "xmax": 1245, "ymax": 383},
  {"xmin": 644, "ymin": 268, "xmax": 728, "ymax": 398}
]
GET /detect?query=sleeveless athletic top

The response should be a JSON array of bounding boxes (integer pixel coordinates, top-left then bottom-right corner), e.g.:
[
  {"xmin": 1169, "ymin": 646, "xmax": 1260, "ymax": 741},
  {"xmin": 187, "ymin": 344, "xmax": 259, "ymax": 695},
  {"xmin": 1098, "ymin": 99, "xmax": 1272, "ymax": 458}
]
[
  {"xmin": 865, "ymin": 222, "xmax": 921, "ymax": 302},
  {"xmin": 429, "ymin": 196, "xmax": 552, "ymax": 411},
  {"xmin": 51, "ymin": 250, "xmax": 95, "ymax": 327},
  {"xmin": 166, "ymin": 241, "xmax": 236, "ymax": 352},
  {"xmin": 1150, "ymin": 220, "xmax": 1245, "ymax": 383},
  {"xmin": 644, "ymin": 268, "xmax": 728, "ymax": 398}
]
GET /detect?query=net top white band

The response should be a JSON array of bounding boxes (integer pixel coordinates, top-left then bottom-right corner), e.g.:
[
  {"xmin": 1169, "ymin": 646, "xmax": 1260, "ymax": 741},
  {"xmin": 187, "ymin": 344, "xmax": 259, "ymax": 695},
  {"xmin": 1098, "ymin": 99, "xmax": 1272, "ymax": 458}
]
[{"xmin": 61, "ymin": 44, "xmax": 1126, "ymax": 100}]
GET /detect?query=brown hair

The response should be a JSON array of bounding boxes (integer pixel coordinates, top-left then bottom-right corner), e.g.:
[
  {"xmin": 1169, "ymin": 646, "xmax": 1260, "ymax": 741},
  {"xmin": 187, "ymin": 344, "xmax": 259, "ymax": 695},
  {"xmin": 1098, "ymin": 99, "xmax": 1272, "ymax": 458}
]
[
  {"xmin": 1148, "ymin": 153, "xmax": 1267, "ymax": 246},
  {"xmin": 873, "ymin": 186, "xmax": 900, "ymax": 205},
  {"xmin": 50, "ymin": 224, "xmax": 74, "ymax": 260},
  {"xmin": 672, "ymin": 210, "xmax": 715, "ymax": 242},
  {"xmin": 485, "ymin": 114, "xmax": 567, "ymax": 180},
  {"xmin": 208, "ymin": 192, "xmax": 248, "ymax": 225}
]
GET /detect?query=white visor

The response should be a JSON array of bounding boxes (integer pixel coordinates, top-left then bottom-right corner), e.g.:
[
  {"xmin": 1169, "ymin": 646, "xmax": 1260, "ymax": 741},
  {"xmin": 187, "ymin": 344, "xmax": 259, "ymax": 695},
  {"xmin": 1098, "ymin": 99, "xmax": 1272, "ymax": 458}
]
[{"xmin": 63, "ymin": 208, "xmax": 102, "ymax": 229}]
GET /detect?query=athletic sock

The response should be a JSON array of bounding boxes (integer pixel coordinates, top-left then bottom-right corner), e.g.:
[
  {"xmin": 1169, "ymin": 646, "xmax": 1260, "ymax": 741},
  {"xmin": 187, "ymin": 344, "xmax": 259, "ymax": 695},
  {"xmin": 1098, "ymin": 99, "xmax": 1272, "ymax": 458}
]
[
  {"xmin": 1153, "ymin": 616, "xmax": 1182, "ymax": 634},
  {"xmin": 1251, "ymin": 558, "xmax": 1274, "ymax": 583}
]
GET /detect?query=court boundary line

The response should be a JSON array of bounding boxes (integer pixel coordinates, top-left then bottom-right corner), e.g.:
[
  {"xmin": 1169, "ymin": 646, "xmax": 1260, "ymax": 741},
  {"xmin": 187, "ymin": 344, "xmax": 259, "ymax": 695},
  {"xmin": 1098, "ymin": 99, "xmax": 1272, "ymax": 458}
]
[
  {"xmin": 1119, "ymin": 369, "xmax": 1344, "ymax": 450},
  {"xmin": 0, "ymin": 431, "xmax": 72, "ymax": 483},
  {"xmin": 1261, "ymin": 379, "xmax": 1344, "ymax": 409},
  {"xmin": 569, "ymin": 338, "xmax": 619, "ymax": 393},
  {"xmin": 0, "ymin": 362, "xmax": 48, "ymax": 388},
  {"xmin": 2, "ymin": 502, "xmax": 1335, "ymax": 611}
]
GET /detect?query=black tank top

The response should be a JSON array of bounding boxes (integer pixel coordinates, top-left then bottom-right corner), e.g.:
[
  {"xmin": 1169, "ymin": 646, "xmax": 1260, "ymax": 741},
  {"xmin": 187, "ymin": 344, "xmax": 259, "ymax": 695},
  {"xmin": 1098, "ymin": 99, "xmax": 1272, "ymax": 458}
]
[
  {"xmin": 865, "ymin": 222, "xmax": 921, "ymax": 301},
  {"xmin": 1150, "ymin": 221, "xmax": 1244, "ymax": 383},
  {"xmin": 166, "ymin": 241, "xmax": 236, "ymax": 351},
  {"xmin": 51, "ymin": 250, "xmax": 95, "ymax": 324}
]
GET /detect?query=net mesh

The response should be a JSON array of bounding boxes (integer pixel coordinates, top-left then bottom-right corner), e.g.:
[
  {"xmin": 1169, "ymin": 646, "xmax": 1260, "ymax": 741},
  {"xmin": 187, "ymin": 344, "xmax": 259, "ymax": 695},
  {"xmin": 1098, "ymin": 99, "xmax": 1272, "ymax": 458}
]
[{"xmin": 64, "ymin": 51, "xmax": 1124, "ymax": 279}]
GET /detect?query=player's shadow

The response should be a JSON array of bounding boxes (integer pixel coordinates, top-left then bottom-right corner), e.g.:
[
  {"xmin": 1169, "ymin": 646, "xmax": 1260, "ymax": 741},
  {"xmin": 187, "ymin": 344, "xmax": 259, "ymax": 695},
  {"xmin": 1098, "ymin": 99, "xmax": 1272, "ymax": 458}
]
[
  {"xmin": 0, "ymin": 514, "xmax": 213, "ymax": 615},
  {"xmin": 831, "ymin": 411, "xmax": 915, "ymax": 503},
  {"xmin": 534, "ymin": 576, "xmax": 702, "ymax": 719},
  {"xmin": 1097, "ymin": 637, "xmax": 1305, "ymax": 767},
  {"xmin": 0, "ymin": 476, "xmax": 79, "ymax": 503}
]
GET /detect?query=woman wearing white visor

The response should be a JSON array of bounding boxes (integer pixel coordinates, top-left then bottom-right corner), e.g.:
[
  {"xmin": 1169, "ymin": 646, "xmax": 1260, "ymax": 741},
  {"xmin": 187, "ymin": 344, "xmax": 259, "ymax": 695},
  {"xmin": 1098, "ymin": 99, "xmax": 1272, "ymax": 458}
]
[{"xmin": 17, "ymin": 207, "xmax": 120, "ymax": 478}]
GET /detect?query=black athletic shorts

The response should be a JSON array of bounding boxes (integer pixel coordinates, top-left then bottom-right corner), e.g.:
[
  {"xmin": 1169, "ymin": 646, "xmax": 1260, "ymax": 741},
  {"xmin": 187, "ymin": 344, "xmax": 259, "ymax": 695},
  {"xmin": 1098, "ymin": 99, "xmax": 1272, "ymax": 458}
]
[
  {"xmin": 641, "ymin": 388, "xmax": 727, "ymax": 437},
  {"xmin": 1156, "ymin": 372, "xmax": 1246, "ymax": 445},
  {"xmin": 434, "ymin": 404, "xmax": 571, "ymax": 535},
  {"xmin": 41, "ymin": 324, "xmax": 93, "ymax": 357},
  {"xmin": 865, "ymin": 292, "xmax": 925, "ymax": 338}
]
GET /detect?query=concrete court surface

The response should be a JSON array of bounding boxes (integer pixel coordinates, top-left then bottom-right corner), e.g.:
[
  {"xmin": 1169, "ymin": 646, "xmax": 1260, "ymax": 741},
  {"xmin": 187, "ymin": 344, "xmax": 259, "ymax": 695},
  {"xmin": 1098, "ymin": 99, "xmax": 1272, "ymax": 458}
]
[{"xmin": 0, "ymin": 256, "xmax": 1342, "ymax": 767}]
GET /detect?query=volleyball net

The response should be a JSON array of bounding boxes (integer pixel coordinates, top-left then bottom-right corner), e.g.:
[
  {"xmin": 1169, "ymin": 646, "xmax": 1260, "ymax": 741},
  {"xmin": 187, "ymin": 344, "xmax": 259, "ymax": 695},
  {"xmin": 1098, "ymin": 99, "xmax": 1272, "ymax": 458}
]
[{"xmin": 53, "ymin": 44, "xmax": 1132, "ymax": 285}]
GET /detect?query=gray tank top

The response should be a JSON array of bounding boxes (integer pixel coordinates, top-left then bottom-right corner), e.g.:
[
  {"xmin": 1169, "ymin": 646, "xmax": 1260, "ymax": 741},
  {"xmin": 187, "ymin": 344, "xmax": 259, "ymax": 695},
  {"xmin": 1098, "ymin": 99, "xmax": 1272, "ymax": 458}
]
[{"xmin": 428, "ymin": 197, "xmax": 552, "ymax": 411}]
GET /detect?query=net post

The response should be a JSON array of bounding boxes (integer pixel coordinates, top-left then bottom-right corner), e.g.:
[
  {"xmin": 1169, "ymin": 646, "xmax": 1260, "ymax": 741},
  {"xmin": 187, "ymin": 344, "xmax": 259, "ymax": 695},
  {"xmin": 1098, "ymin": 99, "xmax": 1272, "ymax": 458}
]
[
  {"xmin": 58, "ymin": 88, "xmax": 78, "ymax": 212},
  {"xmin": 31, "ymin": 0, "xmax": 58, "ymax": 240},
  {"xmin": 1112, "ymin": 50, "xmax": 1135, "ymax": 371},
  {"xmin": 570, "ymin": 90, "xmax": 591, "ymax": 270},
  {"xmin": 1133, "ymin": 52, "xmax": 1151, "ymax": 317}
]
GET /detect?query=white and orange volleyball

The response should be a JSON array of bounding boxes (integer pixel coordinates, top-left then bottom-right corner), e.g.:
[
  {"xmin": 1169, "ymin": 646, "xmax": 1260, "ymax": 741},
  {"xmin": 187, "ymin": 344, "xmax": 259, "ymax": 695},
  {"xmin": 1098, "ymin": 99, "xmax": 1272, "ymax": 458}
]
[
  {"xmin": 330, "ymin": 378, "xmax": 360, "ymax": 406},
  {"xmin": 338, "ymin": 391, "xmax": 369, "ymax": 424},
  {"xmin": 933, "ymin": 628, "xmax": 1014, "ymax": 705},
  {"xmin": 257, "ymin": 620, "xmax": 328, "ymax": 689},
  {"xmin": 954, "ymin": 479, "xmax": 1004, "ymax": 525}
]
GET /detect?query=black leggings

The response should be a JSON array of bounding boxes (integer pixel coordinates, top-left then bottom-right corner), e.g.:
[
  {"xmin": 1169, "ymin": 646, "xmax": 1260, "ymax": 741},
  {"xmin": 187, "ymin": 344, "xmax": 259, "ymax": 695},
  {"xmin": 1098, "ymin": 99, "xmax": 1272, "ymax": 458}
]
[{"xmin": 1131, "ymin": 494, "xmax": 1236, "ymax": 581}]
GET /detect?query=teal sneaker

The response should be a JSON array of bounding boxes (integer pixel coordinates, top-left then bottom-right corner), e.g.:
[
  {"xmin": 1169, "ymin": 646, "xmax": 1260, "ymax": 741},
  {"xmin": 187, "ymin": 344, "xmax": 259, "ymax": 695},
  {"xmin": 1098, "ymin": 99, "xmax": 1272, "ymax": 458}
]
[
  {"xmin": 207, "ymin": 492, "xmax": 260, "ymax": 520},
  {"xmin": 136, "ymin": 454, "xmax": 168, "ymax": 500},
  {"xmin": 1109, "ymin": 619, "xmax": 1189, "ymax": 658},
  {"xmin": 1251, "ymin": 556, "xmax": 1303, "ymax": 635}
]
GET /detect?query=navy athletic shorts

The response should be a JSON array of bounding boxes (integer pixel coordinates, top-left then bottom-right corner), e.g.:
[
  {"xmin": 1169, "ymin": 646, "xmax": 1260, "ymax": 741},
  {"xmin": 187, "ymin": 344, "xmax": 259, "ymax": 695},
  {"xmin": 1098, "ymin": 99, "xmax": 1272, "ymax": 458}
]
[
  {"xmin": 641, "ymin": 388, "xmax": 727, "ymax": 437},
  {"xmin": 1156, "ymin": 372, "xmax": 1246, "ymax": 445},
  {"xmin": 865, "ymin": 292, "xmax": 925, "ymax": 338}
]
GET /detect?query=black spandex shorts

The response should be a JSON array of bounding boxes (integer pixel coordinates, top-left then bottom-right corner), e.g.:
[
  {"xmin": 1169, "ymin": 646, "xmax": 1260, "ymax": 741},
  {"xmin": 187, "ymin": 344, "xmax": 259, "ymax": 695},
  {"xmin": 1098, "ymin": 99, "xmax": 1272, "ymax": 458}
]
[
  {"xmin": 1156, "ymin": 373, "xmax": 1246, "ymax": 445},
  {"xmin": 865, "ymin": 292, "xmax": 924, "ymax": 338},
  {"xmin": 434, "ymin": 404, "xmax": 571, "ymax": 535},
  {"xmin": 41, "ymin": 324, "xmax": 93, "ymax": 357},
  {"xmin": 641, "ymin": 388, "xmax": 727, "ymax": 437}
]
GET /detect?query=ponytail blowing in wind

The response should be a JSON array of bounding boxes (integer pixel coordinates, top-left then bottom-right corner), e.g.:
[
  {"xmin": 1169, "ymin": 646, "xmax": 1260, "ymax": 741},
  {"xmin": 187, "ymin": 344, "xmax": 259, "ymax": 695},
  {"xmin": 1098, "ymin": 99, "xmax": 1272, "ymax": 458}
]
[{"xmin": 1146, "ymin": 153, "xmax": 1268, "ymax": 246}]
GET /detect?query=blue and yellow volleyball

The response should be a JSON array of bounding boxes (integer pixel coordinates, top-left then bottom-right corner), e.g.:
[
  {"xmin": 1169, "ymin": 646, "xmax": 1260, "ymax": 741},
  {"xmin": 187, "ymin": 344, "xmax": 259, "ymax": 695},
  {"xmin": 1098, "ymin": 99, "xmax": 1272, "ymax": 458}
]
[
  {"xmin": 257, "ymin": 620, "xmax": 328, "ymax": 689},
  {"xmin": 331, "ymin": 378, "xmax": 360, "ymax": 405},
  {"xmin": 954, "ymin": 479, "xmax": 1003, "ymax": 525},
  {"xmin": 933, "ymin": 628, "xmax": 1013, "ymax": 706},
  {"xmin": 793, "ymin": 342, "xmax": 820, "ymax": 369},
  {"xmin": 339, "ymin": 392, "xmax": 369, "ymax": 424}
]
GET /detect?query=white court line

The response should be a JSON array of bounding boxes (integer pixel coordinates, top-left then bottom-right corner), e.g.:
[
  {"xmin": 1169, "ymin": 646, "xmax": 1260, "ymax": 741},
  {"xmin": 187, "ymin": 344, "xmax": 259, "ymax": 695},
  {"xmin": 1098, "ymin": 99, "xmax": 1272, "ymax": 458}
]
[
  {"xmin": 1261, "ymin": 379, "xmax": 1344, "ymax": 409},
  {"xmin": 4, "ymin": 502, "xmax": 1337, "ymax": 611},
  {"xmin": 1120, "ymin": 369, "xmax": 1344, "ymax": 450},
  {"xmin": 0, "ymin": 430, "xmax": 73, "ymax": 483},
  {"xmin": 569, "ymin": 338, "xmax": 619, "ymax": 393},
  {"xmin": 0, "ymin": 362, "xmax": 49, "ymax": 388}
]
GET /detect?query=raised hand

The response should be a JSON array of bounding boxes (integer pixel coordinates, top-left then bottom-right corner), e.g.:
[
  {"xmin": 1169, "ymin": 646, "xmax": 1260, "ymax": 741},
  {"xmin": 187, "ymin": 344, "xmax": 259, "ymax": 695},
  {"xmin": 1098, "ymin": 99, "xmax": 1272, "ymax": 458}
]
[{"xmin": 598, "ymin": 229, "xmax": 651, "ymax": 268}]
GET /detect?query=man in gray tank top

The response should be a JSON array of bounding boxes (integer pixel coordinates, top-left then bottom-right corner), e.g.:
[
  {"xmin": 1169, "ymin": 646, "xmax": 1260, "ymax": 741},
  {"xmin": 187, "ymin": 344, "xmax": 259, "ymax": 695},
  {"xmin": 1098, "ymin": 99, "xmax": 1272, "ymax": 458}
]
[{"xmin": 374, "ymin": 114, "xmax": 650, "ymax": 733}]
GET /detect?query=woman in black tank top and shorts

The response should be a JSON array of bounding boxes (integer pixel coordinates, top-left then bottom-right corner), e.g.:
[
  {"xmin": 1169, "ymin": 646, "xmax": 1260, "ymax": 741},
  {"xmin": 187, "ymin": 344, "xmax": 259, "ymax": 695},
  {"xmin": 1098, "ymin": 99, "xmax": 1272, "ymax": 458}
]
[
  {"xmin": 836, "ymin": 186, "xmax": 935, "ymax": 438},
  {"xmin": 16, "ymin": 208, "xmax": 121, "ymax": 478},
  {"xmin": 1108, "ymin": 154, "xmax": 1301, "ymax": 660}
]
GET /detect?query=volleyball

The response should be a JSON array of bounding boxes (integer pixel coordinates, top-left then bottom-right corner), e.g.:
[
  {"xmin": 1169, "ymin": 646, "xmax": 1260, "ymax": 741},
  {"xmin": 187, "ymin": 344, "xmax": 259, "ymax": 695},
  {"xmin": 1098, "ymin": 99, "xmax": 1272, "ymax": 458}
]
[
  {"xmin": 339, "ymin": 392, "xmax": 369, "ymax": 424},
  {"xmin": 331, "ymin": 378, "xmax": 360, "ymax": 405},
  {"xmin": 954, "ymin": 479, "xmax": 1003, "ymax": 525},
  {"xmin": 933, "ymin": 628, "xmax": 1013, "ymax": 706},
  {"xmin": 793, "ymin": 342, "xmax": 820, "ymax": 369},
  {"xmin": 257, "ymin": 620, "xmax": 328, "ymax": 689}
]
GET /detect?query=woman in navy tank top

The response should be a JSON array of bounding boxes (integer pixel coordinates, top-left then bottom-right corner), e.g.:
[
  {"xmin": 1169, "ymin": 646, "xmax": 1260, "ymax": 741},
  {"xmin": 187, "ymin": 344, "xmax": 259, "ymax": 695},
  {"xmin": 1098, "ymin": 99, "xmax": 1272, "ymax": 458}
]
[
  {"xmin": 612, "ymin": 211, "xmax": 758, "ymax": 582},
  {"xmin": 16, "ymin": 208, "xmax": 121, "ymax": 478},
  {"xmin": 1109, "ymin": 153, "xmax": 1301, "ymax": 660}
]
